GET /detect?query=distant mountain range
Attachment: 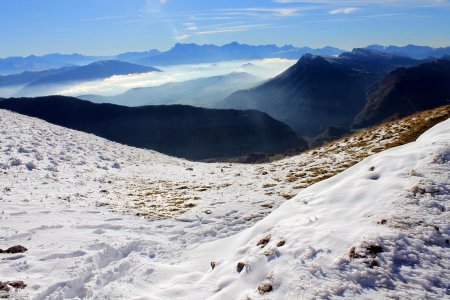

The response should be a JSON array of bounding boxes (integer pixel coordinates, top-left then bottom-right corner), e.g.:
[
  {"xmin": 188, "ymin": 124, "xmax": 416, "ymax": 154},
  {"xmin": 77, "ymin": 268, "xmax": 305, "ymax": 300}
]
[
  {"xmin": 27, "ymin": 60, "xmax": 159, "ymax": 86},
  {"xmin": 366, "ymin": 44, "xmax": 450, "ymax": 60},
  {"xmin": 2, "ymin": 43, "xmax": 449, "ymax": 76},
  {"xmin": 0, "ymin": 96, "xmax": 307, "ymax": 160},
  {"xmin": 0, "ymin": 66, "xmax": 75, "ymax": 88},
  {"xmin": 79, "ymin": 72, "xmax": 261, "ymax": 108},
  {"xmin": 218, "ymin": 48, "xmax": 420, "ymax": 136},
  {"xmin": 353, "ymin": 58, "xmax": 450, "ymax": 128},
  {"xmin": 135, "ymin": 42, "xmax": 344, "ymax": 66},
  {"xmin": 1, "ymin": 61, "xmax": 160, "ymax": 97},
  {"xmin": 0, "ymin": 53, "xmax": 111, "ymax": 75},
  {"xmin": 0, "ymin": 42, "xmax": 345, "ymax": 75}
]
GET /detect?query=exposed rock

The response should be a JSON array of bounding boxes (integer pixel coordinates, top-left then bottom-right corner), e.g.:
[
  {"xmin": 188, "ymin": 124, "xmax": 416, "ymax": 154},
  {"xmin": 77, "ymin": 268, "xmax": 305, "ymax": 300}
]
[
  {"xmin": 367, "ymin": 245, "xmax": 383, "ymax": 258},
  {"xmin": 5, "ymin": 281, "xmax": 26, "ymax": 289},
  {"xmin": 369, "ymin": 260, "xmax": 379, "ymax": 268},
  {"xmin": 0, "ymin": 245, "xmax": 28, "ymax": 254},
  {"xmin": 210, "ymin": 262, "xmax": 216, "ymax": 270},
  {"xmin": 350, "ymin": 245, "xmax": 383, "ymax": 260},
  {"xmin": 0, "ymin": 280, "xmax": 26, "ymax": 293},
  {"xmin": 257, "ymin": 235, "xmax": 271, "ymax": 247},
  {"xmin": 0, "ymin": 282, "xmax": 9, "ymax": 292},
  {"xmin": 257, "ymin": 283, "xmax": 273, "ymax": 294},
  {"xmin": 236, "ymin": 262, "xmax": 245, "ymax": 273},
  {"xmin": 349, "ymin": 246, "xmax": 362, "ymax": 259},
  {"xmin": 277, "ymin": 240, "xmax": 286, "ymax": 247}
]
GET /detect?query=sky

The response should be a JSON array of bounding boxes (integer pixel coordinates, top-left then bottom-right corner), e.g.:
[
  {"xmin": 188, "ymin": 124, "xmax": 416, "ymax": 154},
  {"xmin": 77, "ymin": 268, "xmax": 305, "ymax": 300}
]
[{"xmin": 0, "ymin": 0, "xmax": 449, "ymax": 57}]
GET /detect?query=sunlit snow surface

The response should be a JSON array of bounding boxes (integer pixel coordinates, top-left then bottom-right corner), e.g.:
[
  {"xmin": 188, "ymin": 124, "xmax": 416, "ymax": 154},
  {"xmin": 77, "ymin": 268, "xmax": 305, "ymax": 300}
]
[{"xmin": 0, "ymin": 109, "xmax": 449, "ymax": 299}]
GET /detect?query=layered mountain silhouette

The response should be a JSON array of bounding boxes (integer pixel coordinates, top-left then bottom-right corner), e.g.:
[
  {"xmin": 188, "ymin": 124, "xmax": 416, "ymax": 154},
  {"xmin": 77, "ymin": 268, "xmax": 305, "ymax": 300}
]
[
  {"xmin": 79, "ymin": 72, "xmax": 261, "ymax": 108},
  {"xmin": 116, "ymin": 49, "xmax": 162, "ymax": 63},
  {"xmin": 0, "ymin": 67, "xmax": 74, "ymax": 88},
  {"xmin": 12, "ymin": 61, "xmax": 160, "ymax": 97},
  {"xmin": 0, "ymin": 96, "xmax": 307, "ymax": 160},
  {"xmin": 4, "ymin": 43, "xmax": 448, "ymax": 75},
  {"xmin": 366, "ymin": 44, "xmax": 450, "ymax": 60},
  {"xmin": 0, "ymin": 43, "xmax": 344, "ymax": 74},
  {"xmin": 218, "ymin": 49, "xmax": 420, "ymax": 136},
  {"xmin": 137, "ymin": 42, "xmax": 344, "ymax": 66},
  {"xmin": 0, "ymin": 53, "xmax": 111, "ymax": 75},
  {"xmin": 25, "ymin": 60, "xmax": 160, "ymax": 86},
  {"xmin": 353, "ymin": 59, "xmax": 450, "ymax": 128},
  {"xmin": 1, "ymin": 60, "xmax": 159, "ymax": 90}
]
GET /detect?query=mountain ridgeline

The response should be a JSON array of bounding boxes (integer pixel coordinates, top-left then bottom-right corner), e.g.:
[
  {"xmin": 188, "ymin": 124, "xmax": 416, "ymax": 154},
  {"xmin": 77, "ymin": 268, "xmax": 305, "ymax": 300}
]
[
  {"xmin": 25, "ymin": 60, "xmax": 160, "ymax": 86},
  {"xmin": 1, "ymin": 60, "xmax": 161, "ymax": 97},
  {"xmin": 0, "ymin": 42, "xmax": 345, "ymax": 75},
  {"xmin": 366, "ymin": 44, "xmax": 450, "ymax": 60},
  {"xmin": 0, "ymin": 96, "xmax": 307, "ymax": 160},
  {"xmin": 353, "ymin": 59, "xmax": 450, "ymax": 128},
  {"xmin": 136, "ymin": 42, "xmax": 344, "ymax": 66},
  {"xmin": 218, "ymin": 48, "xmax": 420, "ymax": 136}
]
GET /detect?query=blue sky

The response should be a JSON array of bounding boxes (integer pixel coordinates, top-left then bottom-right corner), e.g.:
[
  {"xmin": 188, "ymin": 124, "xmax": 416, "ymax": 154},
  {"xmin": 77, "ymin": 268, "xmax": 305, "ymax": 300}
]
[{"xmin": 0, "ymin": 0, "xmax": 449, "ymax": 57}]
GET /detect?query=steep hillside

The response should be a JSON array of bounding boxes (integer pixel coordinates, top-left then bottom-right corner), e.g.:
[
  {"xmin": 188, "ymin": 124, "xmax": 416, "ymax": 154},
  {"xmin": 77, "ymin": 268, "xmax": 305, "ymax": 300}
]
[
  {"xmin": 161, "ymin": 114, "xmax": 450, "ymax": 299},
  {"xmin": 354, "ymin": 59, "xmax": 450, "ymax": 128},
  {"xmin": 219, "ymin": 49, "xmax": 419, "ymax": 136},
  {"xmin": 79, "ymin": 72, "xmax": 262, "ymax": 108},
  {"xmin": 0, "ymin": 107, "xmax": 448, "ymax": 299},
  {"xmin": 0, "ymin": 96, "xmax": 306, "ymax": 160}
]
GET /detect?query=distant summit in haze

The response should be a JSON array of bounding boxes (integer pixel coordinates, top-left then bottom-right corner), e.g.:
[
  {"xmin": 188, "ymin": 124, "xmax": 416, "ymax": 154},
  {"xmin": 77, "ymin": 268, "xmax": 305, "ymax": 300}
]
[
  {"xmin": 136, "ymin": 42, "xmax": 344, "ymax": 66},
  {"xmin": 0, "ymin": 53, "xmax": 112, "ymax": 75},
  {"xmin": 366, "ymin": 44, "xmax": 450, "ymax": 60},
  {"xmin": 25, "ymin": 60, "xmax": 160, "ymax": 86}
]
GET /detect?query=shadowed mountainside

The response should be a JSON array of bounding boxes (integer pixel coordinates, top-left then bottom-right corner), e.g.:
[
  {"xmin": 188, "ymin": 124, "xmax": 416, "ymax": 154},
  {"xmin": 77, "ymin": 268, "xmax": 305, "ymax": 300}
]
[
  {"xmin": 218, "ymin": 49, "xmax": 420, "ymax": 136},
  {"xmin": 353, "ymin": 59, "xmax": 450, "ymax": 128},
  {"xmin": 0, "ymin": 96, "xmax": 307, "ymax": 160}
]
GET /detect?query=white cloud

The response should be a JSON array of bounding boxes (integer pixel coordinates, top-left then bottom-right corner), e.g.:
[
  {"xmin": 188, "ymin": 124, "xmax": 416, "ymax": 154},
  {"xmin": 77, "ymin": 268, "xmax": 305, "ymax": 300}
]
[
  {"xmin": 329, "ymin": 7, "xmax": 359, "ymax": 14},
  {"xmin": 219, "ymin": 7, "xmax": 306, "ymax": 17},
  {"xmin": 175, "ymin": 34, "xmax": 191, "ymax": 40},
  {"xmin": 274, "ymin": 0, "xmax": 448, "ymax": 6},
  {"xmin": 195, "ymin": 24, "xmax": 276, "ymax": 35},
  {"xmin": 184, "ymin": 23, "xmax": 198, "ymax": 31}
]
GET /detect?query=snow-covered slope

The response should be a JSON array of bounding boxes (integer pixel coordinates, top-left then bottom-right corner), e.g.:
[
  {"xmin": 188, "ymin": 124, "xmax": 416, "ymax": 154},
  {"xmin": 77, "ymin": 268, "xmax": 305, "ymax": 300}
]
[
  {"xmin": 0, "ymin": 109, "xmax": 449, "ymax": 299},
  {"xmin": 164, "ymin": 120, "xmax": 450, "ymax": 299}
]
